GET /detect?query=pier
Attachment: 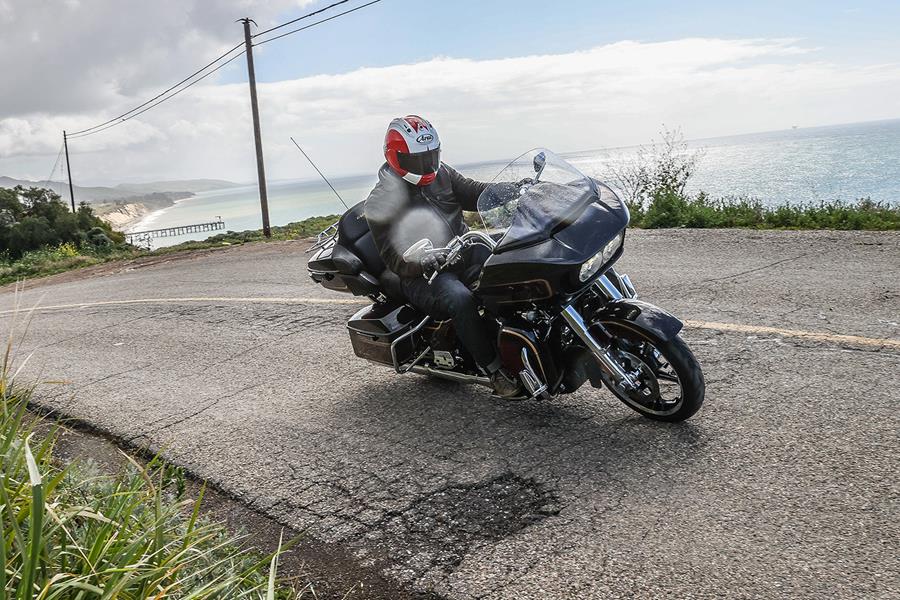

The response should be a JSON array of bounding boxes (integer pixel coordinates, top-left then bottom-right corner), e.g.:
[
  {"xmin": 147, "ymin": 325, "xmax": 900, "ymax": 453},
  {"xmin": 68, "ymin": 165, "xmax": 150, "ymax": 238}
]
[{"xmin": 125, "ymin": 218, "xmax": 225, "ymax": 244}]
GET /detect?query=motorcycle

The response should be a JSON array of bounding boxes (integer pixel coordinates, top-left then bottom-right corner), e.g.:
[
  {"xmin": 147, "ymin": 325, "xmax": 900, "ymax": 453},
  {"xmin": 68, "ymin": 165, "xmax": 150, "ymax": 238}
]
[{"xmin": 307, "ymin": 149, "xmax": 704, "ymax": 421}]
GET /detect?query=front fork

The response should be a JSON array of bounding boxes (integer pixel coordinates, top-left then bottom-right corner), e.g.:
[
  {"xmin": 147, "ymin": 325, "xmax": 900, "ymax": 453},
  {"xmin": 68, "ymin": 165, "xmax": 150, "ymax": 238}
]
[{"xmin": 560, "ymin": 271, "xmax": 640, "ymax": 391}]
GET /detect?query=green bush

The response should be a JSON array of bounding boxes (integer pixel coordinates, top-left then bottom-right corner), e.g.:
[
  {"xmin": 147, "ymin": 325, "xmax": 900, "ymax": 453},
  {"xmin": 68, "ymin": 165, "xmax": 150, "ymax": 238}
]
[
  {"xmin": 631, "ymin": 192, "xmax": 899, "ymax": 230},
  {"xmin": 0, "ymin": 186, "xmax": 122, "ymax": 260}
]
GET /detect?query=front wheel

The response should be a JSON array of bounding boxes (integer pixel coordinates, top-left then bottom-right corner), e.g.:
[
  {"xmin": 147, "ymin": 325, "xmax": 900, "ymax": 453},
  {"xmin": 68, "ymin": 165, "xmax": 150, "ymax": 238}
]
[{"xmin": 597, "ymin": 323, "xmax": 705, "ymax": 422}]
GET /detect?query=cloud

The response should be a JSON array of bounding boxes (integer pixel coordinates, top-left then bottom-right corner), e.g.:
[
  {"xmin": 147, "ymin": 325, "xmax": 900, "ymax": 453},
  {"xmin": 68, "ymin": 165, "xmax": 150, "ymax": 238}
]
[
  {"xmin": 3, "ymin": 37, "xmax": 900, "ymax": 184},
  {"xmin": 0, "ymin": 0, "xmax": 313, "ymax": 116}
]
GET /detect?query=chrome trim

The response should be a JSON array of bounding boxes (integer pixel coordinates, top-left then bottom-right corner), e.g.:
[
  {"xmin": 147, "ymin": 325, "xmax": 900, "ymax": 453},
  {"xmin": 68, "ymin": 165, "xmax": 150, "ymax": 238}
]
[
  {"xmin": 409, "ymin": 365, "xmax": 492, "ymax": 387},
  {"xmin": 400, "ymin": 345, "xmax": 432, "ymax": 374},
  {"xmin": 306, "ymin": 222, "xmax": 338, "ymax": 253},
  {"xmin": 519, "ymin": 347, "xmax": 548, "ymax": 399},
  {"xmin": 502, "ymin": 328, "xmax": 548, "ymax": 380},
  {"xmin": 618, "ymin": 273, "xmax": 637, "ymax": 299},
  {"xmin": 560, "ymin": 305, "xmax": 637, "ymax": 390},
  {"xmin": 595, "ymin": 274, "xmax": 623, "ymax": 300},
  {"xmin": 390, "ymin": 315, "xmax": 431, "ymax": 373},
  {"xmin": 459, "ymin": 230, "xmax": 497, "ymax": 250}
]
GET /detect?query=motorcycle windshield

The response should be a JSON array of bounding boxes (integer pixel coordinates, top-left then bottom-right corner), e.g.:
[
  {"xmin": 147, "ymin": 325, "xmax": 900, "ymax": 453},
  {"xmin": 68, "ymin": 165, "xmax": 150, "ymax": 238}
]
[{"xmin": 477, "ymin": 148, "xmax": 598, "ymax": 252}]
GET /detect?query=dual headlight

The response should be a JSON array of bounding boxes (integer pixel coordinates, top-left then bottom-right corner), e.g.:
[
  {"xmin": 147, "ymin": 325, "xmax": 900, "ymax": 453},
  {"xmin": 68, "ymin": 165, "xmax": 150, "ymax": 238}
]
[{"xmin": 578, "ymin": 231, "xmax": 624, "ymax": 282}]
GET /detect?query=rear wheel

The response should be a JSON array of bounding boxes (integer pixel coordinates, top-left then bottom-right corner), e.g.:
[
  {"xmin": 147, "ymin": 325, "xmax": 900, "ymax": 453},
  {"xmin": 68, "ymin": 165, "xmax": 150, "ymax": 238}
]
[{"xmin": 597, "ymin": 323, "xmax": 705, "ymax": 422}]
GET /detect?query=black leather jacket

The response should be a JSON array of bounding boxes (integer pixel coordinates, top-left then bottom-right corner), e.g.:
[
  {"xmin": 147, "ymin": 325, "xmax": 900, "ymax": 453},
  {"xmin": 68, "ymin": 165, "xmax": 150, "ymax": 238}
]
[{"xmin": 365, "ymin": 163, "xmax": 489, "ymax": 279}]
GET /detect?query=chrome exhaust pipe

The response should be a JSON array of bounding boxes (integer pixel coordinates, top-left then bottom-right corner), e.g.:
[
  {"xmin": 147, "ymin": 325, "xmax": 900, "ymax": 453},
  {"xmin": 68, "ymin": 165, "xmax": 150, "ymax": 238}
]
[{"xmin": 410, "ymin": 365, "xmax": 492, "ymax": 387}]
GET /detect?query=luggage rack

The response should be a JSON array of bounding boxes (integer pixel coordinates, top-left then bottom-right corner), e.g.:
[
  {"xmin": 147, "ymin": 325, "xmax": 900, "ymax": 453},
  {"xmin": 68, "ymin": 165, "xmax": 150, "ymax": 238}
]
[{"xmin": 306, "ymin": 222, "xmax": 338, "ymax": 253}]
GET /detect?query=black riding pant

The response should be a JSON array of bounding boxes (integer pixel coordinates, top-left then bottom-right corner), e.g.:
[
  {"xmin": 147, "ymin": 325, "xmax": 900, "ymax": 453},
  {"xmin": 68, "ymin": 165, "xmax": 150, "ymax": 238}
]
[{"xmin": 399, "ymin": 248, "xmax": 498, "ymax": 372}]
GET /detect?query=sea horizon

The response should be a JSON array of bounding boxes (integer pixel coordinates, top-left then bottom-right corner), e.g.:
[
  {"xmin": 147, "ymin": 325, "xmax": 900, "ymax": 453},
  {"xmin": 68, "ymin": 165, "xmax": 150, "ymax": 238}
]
[{"xmin": 129, "ymin": 117, "xmax": 900, "ymax": 246}]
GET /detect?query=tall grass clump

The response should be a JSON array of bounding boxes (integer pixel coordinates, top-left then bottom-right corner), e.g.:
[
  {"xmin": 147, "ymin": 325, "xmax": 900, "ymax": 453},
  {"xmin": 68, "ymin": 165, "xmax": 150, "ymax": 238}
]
[
  {"xmin": 0, "ymin": 243, "xmax": 141, "ymax": 286},
  {"xmin": 0, "ymin": 305, "xmax": 297, "ymax": 598}
]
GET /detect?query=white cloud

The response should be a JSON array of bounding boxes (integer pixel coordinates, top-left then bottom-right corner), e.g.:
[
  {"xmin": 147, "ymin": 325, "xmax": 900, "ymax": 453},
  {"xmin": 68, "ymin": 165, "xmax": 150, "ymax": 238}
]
[
  {"xmin": 3, "ymin": 37, "xmax": 900, "ymax": 184},
  {"xmin": 0, "ymin": 0, "xmax": 314, "ymax": 116}
]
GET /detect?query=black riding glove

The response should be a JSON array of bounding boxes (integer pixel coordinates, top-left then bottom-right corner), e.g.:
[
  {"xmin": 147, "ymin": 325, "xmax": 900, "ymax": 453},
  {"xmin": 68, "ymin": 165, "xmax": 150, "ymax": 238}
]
[{"xmin": 419, "ymin": 252, "xmax": 444, "ymax": 276}]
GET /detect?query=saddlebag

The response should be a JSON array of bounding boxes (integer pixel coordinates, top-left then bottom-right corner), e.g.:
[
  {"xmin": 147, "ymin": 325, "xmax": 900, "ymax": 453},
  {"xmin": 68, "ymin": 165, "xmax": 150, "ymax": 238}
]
[{"xmin": 347, "ymin": 303, "xmax": 421, "ymax": 367}]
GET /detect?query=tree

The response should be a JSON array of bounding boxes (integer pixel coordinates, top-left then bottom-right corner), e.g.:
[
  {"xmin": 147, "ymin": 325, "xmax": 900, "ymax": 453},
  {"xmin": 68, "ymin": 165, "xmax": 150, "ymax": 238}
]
[{"xmin": 0, "ymin": 185, "xmax": 126, "ymax": 259}]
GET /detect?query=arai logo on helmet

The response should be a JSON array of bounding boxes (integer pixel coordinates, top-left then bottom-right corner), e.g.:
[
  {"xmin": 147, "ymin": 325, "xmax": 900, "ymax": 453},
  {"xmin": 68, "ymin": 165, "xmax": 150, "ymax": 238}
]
[{"xmin": 416, "ymin": 133, "xmax": 434, "ymax": 144}]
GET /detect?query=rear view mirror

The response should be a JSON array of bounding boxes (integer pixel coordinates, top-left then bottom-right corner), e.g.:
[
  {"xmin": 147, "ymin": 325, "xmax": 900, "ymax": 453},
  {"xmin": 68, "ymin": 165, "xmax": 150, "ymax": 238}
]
[
  {"xmin": 533, "ymin": 151, "xmax": 547, "ymax": 181},
  {"xmin": 402, "ymin": 238, "xmax": 433, "ymax": 262}
]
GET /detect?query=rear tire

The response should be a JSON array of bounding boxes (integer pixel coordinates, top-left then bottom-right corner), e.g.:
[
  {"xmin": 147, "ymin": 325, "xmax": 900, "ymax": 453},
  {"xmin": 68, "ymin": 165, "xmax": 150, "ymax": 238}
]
[{"xmin": 598, "ymin": 323, "xmax": 705, "ymax": 422}]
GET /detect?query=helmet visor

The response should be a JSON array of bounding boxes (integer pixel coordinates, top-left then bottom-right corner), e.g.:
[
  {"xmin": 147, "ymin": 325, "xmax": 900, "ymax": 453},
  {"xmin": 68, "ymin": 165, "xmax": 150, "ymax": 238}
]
[{"xmin": 397, "ymin": 148, "xmax": 440, "ymax": 176}]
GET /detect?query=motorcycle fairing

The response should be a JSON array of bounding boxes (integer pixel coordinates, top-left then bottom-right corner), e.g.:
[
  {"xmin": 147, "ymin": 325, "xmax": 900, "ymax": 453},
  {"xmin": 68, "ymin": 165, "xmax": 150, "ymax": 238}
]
[
  {"xmin": 489, "ymin": 180, "xmax": 598, "ymax": 253},
  {"xmin": 477, "ymin": 187, "xmax": 629, "ymax": 309},
  {"xmin": 592, "ymin": 299, "xmax": 684, "ymax": 342}
]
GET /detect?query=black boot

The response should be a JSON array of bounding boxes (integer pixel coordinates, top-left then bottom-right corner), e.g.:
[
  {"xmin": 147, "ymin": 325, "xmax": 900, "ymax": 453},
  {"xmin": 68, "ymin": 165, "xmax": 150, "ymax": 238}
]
[{"xmin": 491, "ymin": 369, "xmax": 524, "ymax": 399}]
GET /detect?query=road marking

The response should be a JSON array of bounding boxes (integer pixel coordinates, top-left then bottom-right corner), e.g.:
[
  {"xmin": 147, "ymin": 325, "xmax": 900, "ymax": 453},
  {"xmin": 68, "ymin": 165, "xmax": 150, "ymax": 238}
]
[
  {"xmin": 0, "ymin": 296, "xmax": 368, "ymax": 315},
  {"xmin": 1, "ymin": 296, "xmax": 897, "ymax": 350},
  {"xmin": 683, "ymin": 320, "xmax": 900, "ymax": 350}
]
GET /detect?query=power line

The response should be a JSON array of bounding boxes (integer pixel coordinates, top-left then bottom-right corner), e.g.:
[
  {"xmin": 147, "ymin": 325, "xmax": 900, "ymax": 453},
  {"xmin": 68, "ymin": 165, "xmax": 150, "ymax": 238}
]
[
  {"xmin": 253, "ymin": 0, "xmax": 382, "ymax": 46},
  {"xmin": 43, "ymin": 142, "xmax": 65, "ymax": 185},
  {"xmin": 66, "ymin": 1, "xmax": 384, "ymax": 139},
  {"xmin": 251, "ymin": 0, "xmax": 353, "ymax": 38},
  {"xmin": 67, "ymin": 42, "xmax": 244, "ymax": 137},
  {"xmin": 67, "ymin": 50, "xmax": 246, "ymax": 139}
]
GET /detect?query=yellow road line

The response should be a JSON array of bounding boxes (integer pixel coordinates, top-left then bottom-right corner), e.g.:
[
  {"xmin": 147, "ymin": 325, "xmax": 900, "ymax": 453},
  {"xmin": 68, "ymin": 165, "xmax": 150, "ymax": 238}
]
[
  {"xmin": 682, "ymin": 319, "xmax": 900, "ymax": 350},
  {"xmin": 0, "ymin": 296, "xmax": 368, "ymax": 315},
  {"xmin": 0, "ymin": 296, "xmax": 896, "ymax": 350}
]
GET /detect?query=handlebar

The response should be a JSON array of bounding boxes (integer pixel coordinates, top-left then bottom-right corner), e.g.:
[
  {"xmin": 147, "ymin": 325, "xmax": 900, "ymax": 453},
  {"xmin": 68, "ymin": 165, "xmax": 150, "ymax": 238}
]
[{"xmin": 424, "ymin": 230, "xmax": 497, "ymax": 285}]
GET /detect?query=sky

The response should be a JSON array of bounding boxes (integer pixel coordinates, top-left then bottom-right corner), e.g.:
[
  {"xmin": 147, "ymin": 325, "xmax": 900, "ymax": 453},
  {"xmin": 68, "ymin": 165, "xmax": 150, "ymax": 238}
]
[{"xmin": 2, "ymin": 0, "xmax": 899, "ymax": 185}]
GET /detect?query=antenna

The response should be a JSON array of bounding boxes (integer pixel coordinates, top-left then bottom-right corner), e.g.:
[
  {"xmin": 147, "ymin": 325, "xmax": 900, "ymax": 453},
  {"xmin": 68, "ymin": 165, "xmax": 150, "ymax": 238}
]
[{"xmin": 290, "ymin": 137, "xmax": 349, "ymax": 210}]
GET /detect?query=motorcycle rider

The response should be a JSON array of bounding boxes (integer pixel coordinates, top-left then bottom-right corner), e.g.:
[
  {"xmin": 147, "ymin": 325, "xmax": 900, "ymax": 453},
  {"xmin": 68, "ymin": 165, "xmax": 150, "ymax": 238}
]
[{"xmin": 364, "ymin": 115, "xmax": 521, "ymax": 398}]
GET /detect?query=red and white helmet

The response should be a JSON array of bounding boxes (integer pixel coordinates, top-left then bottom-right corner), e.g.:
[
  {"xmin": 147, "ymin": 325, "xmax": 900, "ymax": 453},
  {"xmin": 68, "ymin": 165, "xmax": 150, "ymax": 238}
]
[{"xmin": 384, "ymin": 115, "xmax": 441, "ymax": 186}]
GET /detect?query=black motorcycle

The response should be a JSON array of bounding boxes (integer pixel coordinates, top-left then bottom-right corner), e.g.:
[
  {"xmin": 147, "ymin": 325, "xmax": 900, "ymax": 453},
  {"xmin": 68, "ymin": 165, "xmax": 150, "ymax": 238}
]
[{"xmin": 308, "ymin": 149, "xmax": 704, "ymax": 421}]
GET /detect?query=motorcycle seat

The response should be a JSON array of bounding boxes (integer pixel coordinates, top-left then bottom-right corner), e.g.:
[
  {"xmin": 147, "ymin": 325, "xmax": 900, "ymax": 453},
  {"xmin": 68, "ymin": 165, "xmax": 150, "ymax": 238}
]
[{"xmin": 334, "ymin": 202, "xmax": 407, "ymax": 303}]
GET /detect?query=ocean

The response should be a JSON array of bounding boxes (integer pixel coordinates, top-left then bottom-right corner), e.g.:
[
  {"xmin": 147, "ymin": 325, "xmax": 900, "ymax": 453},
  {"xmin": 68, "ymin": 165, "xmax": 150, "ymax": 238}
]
[{"xmin": 134, "ymin": 119, "xmax": 900, "ymax": 247}]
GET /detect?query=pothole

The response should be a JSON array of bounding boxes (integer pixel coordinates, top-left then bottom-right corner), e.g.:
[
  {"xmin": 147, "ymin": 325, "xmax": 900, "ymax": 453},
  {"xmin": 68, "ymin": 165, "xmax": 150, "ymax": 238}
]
[{"xmin": 370, "ymin": 474, "xmax": 560, "ymax": 582}]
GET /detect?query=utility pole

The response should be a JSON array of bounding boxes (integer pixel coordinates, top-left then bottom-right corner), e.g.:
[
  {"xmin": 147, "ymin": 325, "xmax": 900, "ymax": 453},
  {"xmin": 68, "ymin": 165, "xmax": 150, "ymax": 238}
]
[
  {"xmin": 63, "ymin": 130, "xmax": 76, "ymax": 212},
  {"xmin": 240, "ymin": 18, "xmax": 271, "ymax": 238}
]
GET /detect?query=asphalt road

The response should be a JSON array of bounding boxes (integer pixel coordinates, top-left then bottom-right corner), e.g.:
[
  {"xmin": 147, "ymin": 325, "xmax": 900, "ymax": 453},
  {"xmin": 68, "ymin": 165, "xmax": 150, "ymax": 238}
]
[{"xmin": 2, "ymin": 229, "xmax": 898, "ymax": 599}]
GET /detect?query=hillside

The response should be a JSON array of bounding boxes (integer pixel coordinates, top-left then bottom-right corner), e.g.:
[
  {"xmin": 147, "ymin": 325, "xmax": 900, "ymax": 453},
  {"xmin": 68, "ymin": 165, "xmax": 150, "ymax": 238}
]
[
  {"xmin": 114, "ymin": 179, "xmax": 238, "ymax": 194},
  {"xmin": 0, "ymin": 176, "xmax": 238, "ymax": 203}
]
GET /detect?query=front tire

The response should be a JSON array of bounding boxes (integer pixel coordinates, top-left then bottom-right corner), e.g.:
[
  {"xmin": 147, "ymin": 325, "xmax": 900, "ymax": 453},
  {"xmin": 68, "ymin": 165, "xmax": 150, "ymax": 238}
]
[{"xmin": 597, "ymin": 323, "xmax": 705, "ymax": 422}]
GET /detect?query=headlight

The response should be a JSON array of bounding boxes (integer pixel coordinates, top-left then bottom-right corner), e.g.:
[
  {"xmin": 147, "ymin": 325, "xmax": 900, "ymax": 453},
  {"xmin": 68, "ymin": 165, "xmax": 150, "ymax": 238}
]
[{"xmin": 579, "ymin": 231, "xmax": 624, "ymax": 282}]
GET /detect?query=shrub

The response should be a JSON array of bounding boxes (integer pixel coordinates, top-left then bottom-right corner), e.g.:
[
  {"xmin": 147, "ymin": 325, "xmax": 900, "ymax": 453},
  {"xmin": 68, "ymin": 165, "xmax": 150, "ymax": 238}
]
[
  {"xmin": 609, "ymin": 126, "xmax": 702, "ymax": 225},
  {"xmin": 0, "ymin": 186, "xmax": 123, "ymax": 259}
]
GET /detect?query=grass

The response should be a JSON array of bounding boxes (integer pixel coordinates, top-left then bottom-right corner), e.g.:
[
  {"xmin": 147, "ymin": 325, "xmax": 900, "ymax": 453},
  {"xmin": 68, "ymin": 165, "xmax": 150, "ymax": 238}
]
[
  {"xmin": 153, "ymin": 215, "xmax": 342, "ymax": 255},
  {"xmin": 0, "ymin": 244, "xmax": 141, "ymax": 286},
  {"xmin": 0, "ymin": 306, "xmax": 299, "ymax": 597},
  {"xmin": 3, "ymin": 195, "xmax": 898, "ymax": 289},
  {"xmin": 0, "ymin": 215, "xmax": 341, "ymax": 286},
  {"xmin": 627, "ymin": 192, "xmax": 900, "ymax": 230}
]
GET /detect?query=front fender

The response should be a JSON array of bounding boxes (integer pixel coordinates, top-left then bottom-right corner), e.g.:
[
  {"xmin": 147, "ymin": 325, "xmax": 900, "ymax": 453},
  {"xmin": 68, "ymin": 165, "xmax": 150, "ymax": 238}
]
[{"xmin": 594, "ymin": 299, "xmax": 683, "ymax": 341}]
